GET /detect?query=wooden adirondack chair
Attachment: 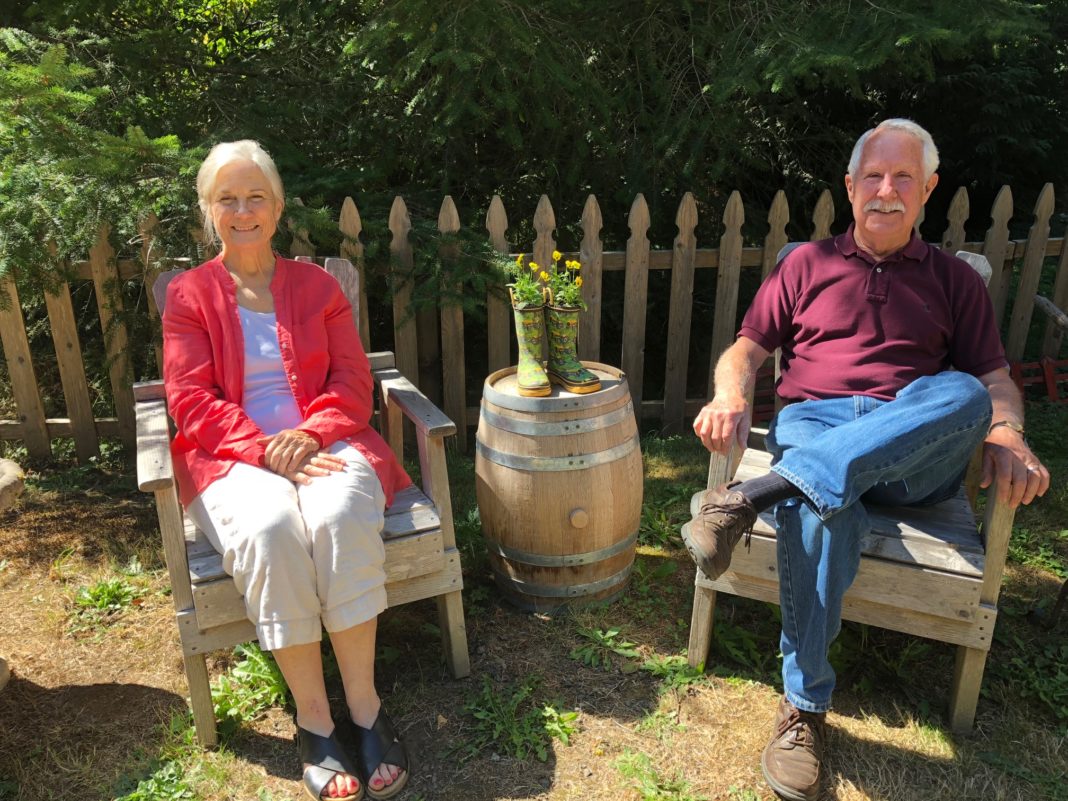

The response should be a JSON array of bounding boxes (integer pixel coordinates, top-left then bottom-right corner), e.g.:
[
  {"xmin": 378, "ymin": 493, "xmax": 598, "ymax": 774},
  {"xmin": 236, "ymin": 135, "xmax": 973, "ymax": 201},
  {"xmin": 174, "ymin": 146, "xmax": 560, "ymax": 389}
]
[
  {"xmin": 135, "ymin": 257, "xmax": 470, "ymax": 746},
  {"xmin": 686, "ymin": 248, "xmax": 1017, "ymax": 734}
]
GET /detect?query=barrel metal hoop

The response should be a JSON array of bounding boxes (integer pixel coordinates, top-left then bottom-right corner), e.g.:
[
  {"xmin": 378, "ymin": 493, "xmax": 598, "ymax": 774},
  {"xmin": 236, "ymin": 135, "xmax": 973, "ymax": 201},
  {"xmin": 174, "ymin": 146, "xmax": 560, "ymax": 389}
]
[
  {"xmin": 498, "ymin": 586, "xmax": 629, "ymax": 614},
  {"xmin": 480, "ymin": 402, "xmax": 633, "ymax": 436},
  {"xmin": 476, "ymin": 437, "xmax": 638, "ymax": 472},
  {"xmin": 483, "ymin": 367, "xmax": 628, "ymax": 412},
  {"xmin": 492, "ymin": 563, "xmax": 633, "ymax": 598},
  {"xmin": 485, "ymin": 530, "xmax": 638, "ymax": 567}
]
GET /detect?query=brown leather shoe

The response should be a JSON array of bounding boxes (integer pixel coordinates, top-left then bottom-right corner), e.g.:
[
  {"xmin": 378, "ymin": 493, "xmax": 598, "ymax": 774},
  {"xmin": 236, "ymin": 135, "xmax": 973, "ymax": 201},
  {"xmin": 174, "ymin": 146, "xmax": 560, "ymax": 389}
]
[
  {"xmin": 680, "ymin": 482, "xmax": 757, "ymax": 579},
  {"xmin": 761, "ymin": 696, "xmax": 826, "ymax": 801}
]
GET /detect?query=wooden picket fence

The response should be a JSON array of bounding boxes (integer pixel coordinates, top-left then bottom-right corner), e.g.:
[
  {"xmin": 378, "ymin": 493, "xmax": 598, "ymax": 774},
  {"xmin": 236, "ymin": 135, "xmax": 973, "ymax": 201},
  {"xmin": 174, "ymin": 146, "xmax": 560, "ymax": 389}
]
[{"xmin": 1, "ymin": 183, "xmax": 1065, "ymax": 462}]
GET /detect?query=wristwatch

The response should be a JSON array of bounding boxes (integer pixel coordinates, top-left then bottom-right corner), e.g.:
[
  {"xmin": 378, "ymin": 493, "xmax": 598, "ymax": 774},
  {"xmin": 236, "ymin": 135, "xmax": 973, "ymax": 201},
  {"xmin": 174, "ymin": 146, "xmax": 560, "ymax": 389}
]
[{"xmin": 988, "ymin": 420, "xmax": 1025, "ymax": 436}]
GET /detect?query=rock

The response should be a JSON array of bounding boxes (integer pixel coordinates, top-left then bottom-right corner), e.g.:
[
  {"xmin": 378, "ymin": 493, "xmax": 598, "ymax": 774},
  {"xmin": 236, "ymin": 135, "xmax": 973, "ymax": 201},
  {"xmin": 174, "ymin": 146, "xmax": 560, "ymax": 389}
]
[{"xmin": 0, "ymin": 459, "xmax": 25, "ymax": 513}]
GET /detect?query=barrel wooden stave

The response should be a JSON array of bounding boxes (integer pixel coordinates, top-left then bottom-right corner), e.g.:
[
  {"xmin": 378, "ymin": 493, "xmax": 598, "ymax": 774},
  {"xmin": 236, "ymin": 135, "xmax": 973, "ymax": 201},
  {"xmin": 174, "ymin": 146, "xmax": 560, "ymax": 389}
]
[{"xmin": 475, "ymin": 363, "xmax": 643, "ymax": 611}]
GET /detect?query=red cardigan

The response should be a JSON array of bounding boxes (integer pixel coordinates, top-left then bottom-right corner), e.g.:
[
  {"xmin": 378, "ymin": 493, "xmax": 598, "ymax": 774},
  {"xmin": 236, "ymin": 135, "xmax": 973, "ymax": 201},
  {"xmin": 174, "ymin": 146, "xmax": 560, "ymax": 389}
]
[{"xmin": 162, "ymin": 255, "xmax": 410, "ymax": 508}]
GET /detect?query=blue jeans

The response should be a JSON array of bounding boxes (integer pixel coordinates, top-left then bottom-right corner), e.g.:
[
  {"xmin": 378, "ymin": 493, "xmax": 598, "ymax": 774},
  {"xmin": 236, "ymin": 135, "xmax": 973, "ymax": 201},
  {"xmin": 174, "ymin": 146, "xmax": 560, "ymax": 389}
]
[{"xmin": 764, "ymin": 371, "xmax": 992, "ymax": 713}]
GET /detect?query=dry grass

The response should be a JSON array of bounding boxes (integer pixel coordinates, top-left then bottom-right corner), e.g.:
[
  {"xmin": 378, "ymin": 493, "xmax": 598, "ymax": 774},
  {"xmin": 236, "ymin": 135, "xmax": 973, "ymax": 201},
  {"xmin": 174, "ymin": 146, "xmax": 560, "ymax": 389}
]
[{"xmin": 0, "ymin": 435, "xmax": 1066, "ymax": 801}]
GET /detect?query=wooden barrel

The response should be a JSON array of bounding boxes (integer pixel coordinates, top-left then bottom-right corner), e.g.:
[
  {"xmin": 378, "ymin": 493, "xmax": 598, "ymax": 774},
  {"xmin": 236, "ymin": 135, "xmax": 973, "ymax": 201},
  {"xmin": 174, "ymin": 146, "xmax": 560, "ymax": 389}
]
[{"xmin": 475, "ymin": 363, "xmax": 643, "ymax": 612}]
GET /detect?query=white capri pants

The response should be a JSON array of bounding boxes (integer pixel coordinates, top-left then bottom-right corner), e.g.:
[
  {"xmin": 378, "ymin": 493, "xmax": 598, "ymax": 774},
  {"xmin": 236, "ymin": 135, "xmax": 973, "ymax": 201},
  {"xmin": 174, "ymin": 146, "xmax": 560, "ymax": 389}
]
[{"xmin": 187, "ymin": 442, "xmax": 388, "ymax": 651}]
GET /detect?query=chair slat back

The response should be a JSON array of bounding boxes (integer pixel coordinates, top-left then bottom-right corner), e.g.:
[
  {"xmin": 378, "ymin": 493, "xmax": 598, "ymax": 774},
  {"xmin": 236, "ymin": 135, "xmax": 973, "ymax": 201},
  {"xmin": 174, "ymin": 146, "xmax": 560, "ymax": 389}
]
[
  {"xmin": 151, "ymin": 258, "xmax": 361, "ymax": 331},
  {"xmin": 151, "ymin": 269, "xmax": 183, "ymax": 314}
]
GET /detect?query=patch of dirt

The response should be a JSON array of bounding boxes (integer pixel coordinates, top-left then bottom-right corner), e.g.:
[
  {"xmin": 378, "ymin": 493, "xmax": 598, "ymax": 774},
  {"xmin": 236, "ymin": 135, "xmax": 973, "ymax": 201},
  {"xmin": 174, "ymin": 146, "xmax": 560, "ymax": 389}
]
[{"xmin": 0, "ymin": 487, "xmax": 1062, "ymax": 801}]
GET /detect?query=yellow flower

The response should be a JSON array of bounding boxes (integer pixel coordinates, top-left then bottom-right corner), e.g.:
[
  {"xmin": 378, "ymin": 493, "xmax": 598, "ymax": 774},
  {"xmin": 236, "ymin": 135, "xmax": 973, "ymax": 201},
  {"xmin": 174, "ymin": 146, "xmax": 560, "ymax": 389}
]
[
  {"xmin": 573, "ymin": 261, "xmax": 581, "ymax": 271},
  {"xmin": 529, "ymin": 261, "xmax": 539, "ymax": 271},
  {"xmin": 515, "ymin": 254, "xmax": 524, "ymax": 267},
  {"xmin": 566, "ymin": 259, "xmax": 580, "ymax": 271},
  {"xmin": 552, "ymin": 250, "xmax": 562, "ymax": 262},
  {"xmin": 575, "ymin": 276, "xmax": 583, "ymax": 287},
  {"xmin": 540, "ymin": 271, "xmax": 550, "ymax": 282}
]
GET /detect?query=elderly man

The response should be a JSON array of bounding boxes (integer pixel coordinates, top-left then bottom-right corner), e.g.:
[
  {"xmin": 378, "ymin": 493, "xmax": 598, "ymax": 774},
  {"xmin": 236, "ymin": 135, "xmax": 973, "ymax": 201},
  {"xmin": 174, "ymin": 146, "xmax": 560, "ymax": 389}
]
[{"xmin": 685, "ymin": 118, "xmax": 1050, "ymax": 801}]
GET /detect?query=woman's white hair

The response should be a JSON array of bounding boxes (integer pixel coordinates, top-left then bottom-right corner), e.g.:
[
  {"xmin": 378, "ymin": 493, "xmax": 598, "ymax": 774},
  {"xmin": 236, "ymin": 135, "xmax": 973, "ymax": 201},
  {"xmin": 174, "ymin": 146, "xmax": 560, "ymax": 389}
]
[
  {"xmin": 847, "ymin": 118, "xmax": 939, "ymax": 181},
  {"xmin": 196, "ymin": 139, "xmax": 285, "ymax": 244}
]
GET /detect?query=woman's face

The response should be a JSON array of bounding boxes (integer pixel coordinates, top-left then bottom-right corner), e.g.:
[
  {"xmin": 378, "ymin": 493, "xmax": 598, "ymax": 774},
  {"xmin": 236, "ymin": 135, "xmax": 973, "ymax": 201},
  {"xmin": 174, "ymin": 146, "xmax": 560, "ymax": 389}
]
[{"xmin": 210, "ymin": 160, "xmax": 283, "ymax": 256}]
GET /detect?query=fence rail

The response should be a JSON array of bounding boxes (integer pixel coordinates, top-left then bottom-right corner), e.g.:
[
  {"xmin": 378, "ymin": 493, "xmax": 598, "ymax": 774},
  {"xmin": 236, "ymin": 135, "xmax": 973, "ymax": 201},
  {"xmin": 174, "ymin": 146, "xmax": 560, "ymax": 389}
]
[{"xmin": 2, "ymin": 184, "xmax": 1065, "ymax": 461}]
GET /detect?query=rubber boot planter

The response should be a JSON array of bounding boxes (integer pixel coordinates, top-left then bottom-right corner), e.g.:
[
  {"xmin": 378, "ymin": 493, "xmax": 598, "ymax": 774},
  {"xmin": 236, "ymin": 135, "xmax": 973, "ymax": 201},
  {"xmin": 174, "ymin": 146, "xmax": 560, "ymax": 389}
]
[
  {"xmin": 546, "ymin": 304, "xmax": 601, "ymax": 393},
  {"xmin": 511, "ymin": 304, "xmax": 551, "ymax": 397}
]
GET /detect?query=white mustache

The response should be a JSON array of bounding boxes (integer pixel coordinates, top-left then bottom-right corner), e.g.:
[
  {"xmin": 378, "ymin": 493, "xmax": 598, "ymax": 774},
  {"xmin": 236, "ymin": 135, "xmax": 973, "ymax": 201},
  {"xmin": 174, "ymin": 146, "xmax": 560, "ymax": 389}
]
[{"xmin": 863, "ymin": 200, "xmax": 906, "ymax": 213}]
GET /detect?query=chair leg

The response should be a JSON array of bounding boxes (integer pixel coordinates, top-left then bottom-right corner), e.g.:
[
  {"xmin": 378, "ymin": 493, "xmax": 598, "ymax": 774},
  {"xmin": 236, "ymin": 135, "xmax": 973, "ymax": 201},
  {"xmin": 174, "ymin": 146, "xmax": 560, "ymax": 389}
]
[
  {"xmin": 436, "ymin": 590, "xmax": 471, "ymax": 679},
  {"xmin": 687, "ymin": 583, "xmax": 718, "ymax": 669},
  {"xmin": 184, "ymin": 651, "xmax": 219, "ymax": 747},
  {"xmin": 948, "ymin": 644, "xmax": 988, "ymax": 734}
]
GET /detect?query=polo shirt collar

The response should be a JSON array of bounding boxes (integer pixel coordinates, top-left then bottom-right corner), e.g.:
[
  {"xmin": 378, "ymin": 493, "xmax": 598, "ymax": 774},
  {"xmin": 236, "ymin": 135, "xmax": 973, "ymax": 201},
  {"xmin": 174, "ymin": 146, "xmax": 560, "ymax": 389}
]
[{"xmin": 835, "ymin": 223, "xmax": 929, "ymax": 264}]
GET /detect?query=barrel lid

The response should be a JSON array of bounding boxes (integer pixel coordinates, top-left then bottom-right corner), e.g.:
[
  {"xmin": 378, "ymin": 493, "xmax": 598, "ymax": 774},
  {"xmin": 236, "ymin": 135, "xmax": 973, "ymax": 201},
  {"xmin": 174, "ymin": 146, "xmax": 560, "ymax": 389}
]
[{"xmin": 483, "ymin": 363, "xmax": 629, "ymax": 411}]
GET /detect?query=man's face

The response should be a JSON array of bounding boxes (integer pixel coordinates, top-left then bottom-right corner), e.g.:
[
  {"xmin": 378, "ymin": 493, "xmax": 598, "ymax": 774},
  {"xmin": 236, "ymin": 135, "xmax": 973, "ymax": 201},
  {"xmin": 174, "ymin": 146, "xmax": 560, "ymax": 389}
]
[{"xmin": 845, "ymin": 129, "xmax": 938, "ymax": 259}]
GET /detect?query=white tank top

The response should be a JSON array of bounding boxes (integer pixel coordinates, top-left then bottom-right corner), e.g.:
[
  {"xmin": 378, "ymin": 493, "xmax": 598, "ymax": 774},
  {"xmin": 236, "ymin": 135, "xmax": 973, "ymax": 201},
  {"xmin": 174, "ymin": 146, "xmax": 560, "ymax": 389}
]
[{"xmin": 238, "ymin": 306, "xmax": 303, "ymax": 435}]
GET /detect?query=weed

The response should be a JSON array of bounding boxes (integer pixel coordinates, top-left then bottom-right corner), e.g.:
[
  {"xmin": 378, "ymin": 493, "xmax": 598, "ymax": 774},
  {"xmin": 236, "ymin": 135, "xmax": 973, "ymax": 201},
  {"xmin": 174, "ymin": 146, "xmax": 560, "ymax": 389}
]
[
  {"xmin": 27, "ymin": 448, "xmax": 135, "ymax": 496},
  {"xmin": 1008, "ymin": 526, "xmax": 1068, "ymax": 578},
  {"xmin": 541, "ymin": 703, "xmax": 580, "ymax": 745},
  {"xmin": 639, "ymin": 486, "xmax": 695, "ymax": 548},
  {"xmin": 636, "ymin": 709, "xmax": 684, "ymax": 740},
  {"xmin": 847, "ymin": 637, "xmax": 933, "ymax": 697},
  {"xmin": 454, "ymin": 507, "xmax": 486, "ymax": 563},
  {"xmin": 114, "ymin": 761, "xmax": 194, "ymax": 801},
  {"xmin": 463, "ymin": 581, "xmax": 494, "ymax": 616},
  {"xmin": 632, "ymin": 557, "xmax": 679, "ymax": 593},
  {"xmin": 641, "ymin": 654, "xmax": 706, "ymax": 694},
  {"xmin": 709, "ymin": 616, "xmax": 776, "ymax": 676},
  {"xmin": 157, "ymin": 711, "xmax": 198, "ymax": 761},
  {"xmin": 49, "ymin": 545, "xmax": 78, "ymax": 583},
  {"xmin": 122, "ymin": 554, "xmax": 145, "ymax": 576},
  {"xmin": 615, "ymin": 750, "xmax": 707, "ymax": 801},
  {"xmin": 726, "ymin": 787, "xmax": 761, "ymax": 801},
  {"xmin": 988, "ymin": 637, "xmax": 1068, "ymax": 723},
  {"xmin": 376, "ymin": 644, "xmax": 401, "ymax": 666},
  {"xmin": 570, "ymin": 627, "xmax": 641, "ymax": 671},
  {"xmin": 211, "ymin": 643, "xmax": 289, "ymax": 739},
  {"xmin": 977, "ymin": 750, "xmax": 1068, "ymax": 801},
  {"xmin": 460, "ymin": 675, "xmax": 557, "ymax": 762},
  {"xmin": 73, "ymin": 576, "xmax": 139, "ymax": 617},
  {"xmin": 623, "ymin": 557, "xmax": 680, "ymax": 617}
]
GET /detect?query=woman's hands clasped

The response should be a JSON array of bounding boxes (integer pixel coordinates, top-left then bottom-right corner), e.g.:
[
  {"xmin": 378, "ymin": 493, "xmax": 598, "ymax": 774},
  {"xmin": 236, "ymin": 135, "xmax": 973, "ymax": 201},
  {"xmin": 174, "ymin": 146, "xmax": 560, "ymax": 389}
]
[{"xmin": 257, "ymin": 429, "xmax": 345, "ymax": 485}]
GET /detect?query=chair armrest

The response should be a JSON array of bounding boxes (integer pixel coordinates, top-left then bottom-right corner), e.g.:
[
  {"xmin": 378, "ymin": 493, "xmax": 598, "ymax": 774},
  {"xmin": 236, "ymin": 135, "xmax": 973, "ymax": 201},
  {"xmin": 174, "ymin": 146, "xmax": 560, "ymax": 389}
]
[
  {"xmin": 372, "ymin": 368, "xmax": 457, "ymax": 438},
  {"xmin": 135, "ymin": 392, "xmax": 175, "ymax": 492},
  {"xmin": 371, "ymin": 365, "xmax": 458, "ymax": 547},
  {"xmin": 133, "ymin": 380, "xmax": 195, "ymax": 609},
  {"xmin": 1035, "ymin": 294, "xmax": 1068, "ymax": 332},
  {"xmin": 978, "ymin": 477, "xmax": 1017, "ymax": 607}
]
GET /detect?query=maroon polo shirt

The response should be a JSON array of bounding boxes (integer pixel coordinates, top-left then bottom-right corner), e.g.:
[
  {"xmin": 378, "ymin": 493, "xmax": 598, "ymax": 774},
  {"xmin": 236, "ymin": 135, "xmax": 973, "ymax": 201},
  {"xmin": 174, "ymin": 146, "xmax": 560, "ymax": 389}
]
[{"xmin": 738, "ymin": 225, "xmax": 1007, "ymax": 402}]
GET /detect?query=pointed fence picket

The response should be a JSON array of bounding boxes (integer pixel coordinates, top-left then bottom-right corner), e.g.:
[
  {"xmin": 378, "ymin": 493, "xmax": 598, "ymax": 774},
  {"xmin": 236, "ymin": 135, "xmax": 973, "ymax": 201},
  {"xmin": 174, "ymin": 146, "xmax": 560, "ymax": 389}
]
[
  {"xmin": 437, "ymin": 196, "xmax": 467, "ymax": 450},
  {"xmin": 1, "ymin": 184, "xmax": 1064, "ymax": 458},
  {"xmin": 662, "ymin": 193, "xmax": 698, "ymax": 435},
  {"xmin": 484, "ymin": 195, "xmax": 512, "ymax": 374},
  {"xmin": 622, "ymin": 195, "xmax": 652, "ymax": 413}
]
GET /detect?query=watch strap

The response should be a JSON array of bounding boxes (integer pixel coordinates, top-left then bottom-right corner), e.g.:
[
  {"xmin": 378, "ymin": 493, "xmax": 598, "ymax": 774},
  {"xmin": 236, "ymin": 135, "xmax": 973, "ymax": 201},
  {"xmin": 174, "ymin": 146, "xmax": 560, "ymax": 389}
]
[{"xmin": 988, "ymin": 419, "xmax": 1025, "ymax": 436}]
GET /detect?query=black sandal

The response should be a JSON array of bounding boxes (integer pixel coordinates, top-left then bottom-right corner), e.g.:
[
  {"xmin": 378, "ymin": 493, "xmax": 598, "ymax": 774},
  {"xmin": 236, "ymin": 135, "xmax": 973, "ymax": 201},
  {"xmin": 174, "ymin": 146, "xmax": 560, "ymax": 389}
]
[
  {"xmin": 298, "ymin": 725, "xmax": 364, "ymax": 801},
  {"xmin": 352, "ymin": 709, "xmax": 409, "ymax": 800}
]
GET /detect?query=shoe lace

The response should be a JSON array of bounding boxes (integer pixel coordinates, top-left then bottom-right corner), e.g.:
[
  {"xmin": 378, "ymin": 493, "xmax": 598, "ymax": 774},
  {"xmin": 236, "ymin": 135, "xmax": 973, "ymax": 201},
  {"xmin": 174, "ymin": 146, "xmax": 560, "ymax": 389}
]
[
  {"xmin": 698, "ymin": 499, "xmax": 755, "ymax": 553},
  {"xmin": 776, "ymin": 706, "xmax": 822, "ymax": 748}
]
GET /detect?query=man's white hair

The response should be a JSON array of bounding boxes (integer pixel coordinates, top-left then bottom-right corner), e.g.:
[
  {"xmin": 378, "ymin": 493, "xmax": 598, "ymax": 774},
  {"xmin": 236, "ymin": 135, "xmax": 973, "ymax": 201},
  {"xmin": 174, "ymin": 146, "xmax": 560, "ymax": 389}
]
[
  {"xmin": 196, "ymin": 139, "xmax": 285, "ymax": 244},
  {"xmin": 847, "ymin": 118, "xmax": 939, "ymax": 181}
]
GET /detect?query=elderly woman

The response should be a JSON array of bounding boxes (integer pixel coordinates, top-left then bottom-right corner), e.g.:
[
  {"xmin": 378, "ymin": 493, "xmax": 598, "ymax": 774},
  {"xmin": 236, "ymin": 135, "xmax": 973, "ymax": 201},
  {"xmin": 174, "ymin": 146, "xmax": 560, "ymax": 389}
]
[{"xmin": 163, "ymin": 140, "xmax": 409, "ymax": 801}]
